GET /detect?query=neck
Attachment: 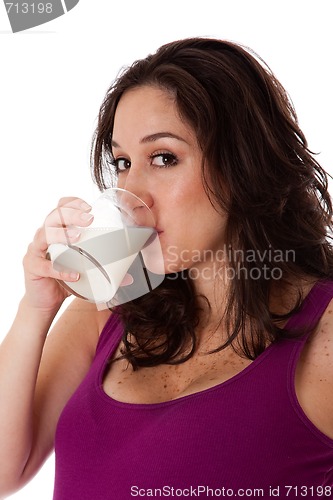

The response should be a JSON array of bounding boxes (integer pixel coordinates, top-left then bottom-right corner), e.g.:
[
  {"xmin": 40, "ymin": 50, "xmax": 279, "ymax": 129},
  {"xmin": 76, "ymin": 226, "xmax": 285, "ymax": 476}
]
[
  {"xmin": 192, "ymin": 265, "xmax": 316, "ymax": 345},
  {"xmin": 192, "ymin": 264, "xmax": 230, "ymax": 339}
]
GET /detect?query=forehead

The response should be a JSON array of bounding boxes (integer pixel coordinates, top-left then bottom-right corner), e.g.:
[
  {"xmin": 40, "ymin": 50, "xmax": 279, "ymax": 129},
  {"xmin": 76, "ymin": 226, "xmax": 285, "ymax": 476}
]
[
  {"xmin": 113, "ymin": 85, "xmax": 197, "ymax": 145},
  {"xmin": 114, "ymin": 85, "xmax": 177, "ymax": 123},
  {"xmin": 117, "ymin": 85, "xmax": 175, "ymax": 109}
]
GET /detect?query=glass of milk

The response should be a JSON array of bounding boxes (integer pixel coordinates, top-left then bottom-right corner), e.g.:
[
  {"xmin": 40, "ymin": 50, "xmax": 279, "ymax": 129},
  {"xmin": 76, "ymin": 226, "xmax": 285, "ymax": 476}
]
[{"xmin": 47, "ymin": 188, "xmax": 164, "ymax": 308}]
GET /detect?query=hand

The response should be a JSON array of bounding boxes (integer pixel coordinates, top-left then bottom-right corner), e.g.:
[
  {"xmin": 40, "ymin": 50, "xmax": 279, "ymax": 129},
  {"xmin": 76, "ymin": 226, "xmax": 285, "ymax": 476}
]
[{"xmin": 22, "ymin": 197, "xmax": 94, "ymax": 314}]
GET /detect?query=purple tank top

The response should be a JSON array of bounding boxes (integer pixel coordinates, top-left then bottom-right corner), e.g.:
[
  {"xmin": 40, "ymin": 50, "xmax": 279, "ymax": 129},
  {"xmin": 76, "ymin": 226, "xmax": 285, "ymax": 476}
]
[{"xmin": 53, "ymin": 280, "xmax": 333, "ymax": 499}]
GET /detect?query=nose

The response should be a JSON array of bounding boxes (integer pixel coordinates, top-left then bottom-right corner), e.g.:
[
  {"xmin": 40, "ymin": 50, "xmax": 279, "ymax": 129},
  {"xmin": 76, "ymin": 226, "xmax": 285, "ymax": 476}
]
[
  {"xmin": 117, "ymin": 167, "xmax": 155, "ymax": 227},
  {"xmin": 118, "ymin": 165, "xmax": 154, "ymax": 211}
]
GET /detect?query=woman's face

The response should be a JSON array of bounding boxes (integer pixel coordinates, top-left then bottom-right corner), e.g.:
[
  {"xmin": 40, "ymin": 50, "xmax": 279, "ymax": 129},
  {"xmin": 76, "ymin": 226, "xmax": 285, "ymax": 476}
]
[{"xmin": 112, "ymin": 85, "xmax": 227, "ymax": 278}]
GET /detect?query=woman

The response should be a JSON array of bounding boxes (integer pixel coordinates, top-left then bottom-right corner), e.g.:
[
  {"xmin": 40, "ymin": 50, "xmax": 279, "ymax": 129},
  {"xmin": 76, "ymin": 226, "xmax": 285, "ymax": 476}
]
[{"xmin": 1, "ymin": 37, "xmax": 333, "ymax": 499}]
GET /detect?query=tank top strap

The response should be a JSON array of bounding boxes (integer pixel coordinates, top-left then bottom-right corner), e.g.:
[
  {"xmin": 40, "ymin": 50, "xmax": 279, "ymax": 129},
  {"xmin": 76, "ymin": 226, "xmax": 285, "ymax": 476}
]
[{"xmin": 285, "ymin": 279, "xmax": 333, "ymax": 339}]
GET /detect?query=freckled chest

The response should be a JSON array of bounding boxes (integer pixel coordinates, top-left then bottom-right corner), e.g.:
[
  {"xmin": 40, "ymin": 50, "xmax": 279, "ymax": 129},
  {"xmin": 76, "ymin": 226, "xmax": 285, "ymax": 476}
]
[{"xmin": 103, "ymin": 343, "xmax": 252, "ymax": 404}]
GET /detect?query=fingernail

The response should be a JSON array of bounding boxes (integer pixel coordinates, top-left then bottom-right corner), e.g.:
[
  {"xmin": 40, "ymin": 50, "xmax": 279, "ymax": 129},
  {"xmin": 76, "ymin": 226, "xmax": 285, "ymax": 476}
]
[
  {"xmin": 80, "ymin": 202, "xmax": 92, "ymax": 211},
  {"xmin": 80, "ymin": 212, "xmax": 94, "ymax": 222},
  {"xmin": 68, "ymin": 272, "xmax": 80, "ymax": 281},
  {"xmin": 121, "ymin": 274, "xmax": 134, "ymax": 286},
  {"xmin": 59, "ymin": 270, "xmax": 80, "ymax": 281},
  {"xmin": 66, "ymin": 228, "xmax": 81, "ymax": 240}
]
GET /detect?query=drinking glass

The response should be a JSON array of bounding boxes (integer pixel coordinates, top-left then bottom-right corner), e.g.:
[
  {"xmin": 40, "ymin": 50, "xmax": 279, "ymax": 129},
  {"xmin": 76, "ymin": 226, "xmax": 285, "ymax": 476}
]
[{"xmin": 47, "ymin": 188, "xmax": 164, "ymax": 308}]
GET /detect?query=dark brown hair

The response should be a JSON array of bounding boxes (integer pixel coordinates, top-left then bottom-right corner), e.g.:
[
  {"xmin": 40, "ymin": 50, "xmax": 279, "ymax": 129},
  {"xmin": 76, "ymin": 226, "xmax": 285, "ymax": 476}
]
[{"xmin": 91, "ymin": 37, "xmax": 333, "ymax": 369}]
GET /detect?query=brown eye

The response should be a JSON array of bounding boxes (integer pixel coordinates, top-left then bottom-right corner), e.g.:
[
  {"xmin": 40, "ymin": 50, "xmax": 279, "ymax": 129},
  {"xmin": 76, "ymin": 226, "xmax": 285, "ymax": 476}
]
[
  {"xmin": 113, "ymin": 158, "xmax": 131, "ymax": 172},
  {"xmin": 150, "ymin": 153, "xmax": 178, "ymax": 168}
]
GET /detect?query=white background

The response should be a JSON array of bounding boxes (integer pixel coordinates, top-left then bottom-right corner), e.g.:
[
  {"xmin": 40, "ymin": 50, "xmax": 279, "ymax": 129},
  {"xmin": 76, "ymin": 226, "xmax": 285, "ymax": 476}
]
[{"xmin": 0, "ymin": 1, "xmax": 332, "ymax": 498}]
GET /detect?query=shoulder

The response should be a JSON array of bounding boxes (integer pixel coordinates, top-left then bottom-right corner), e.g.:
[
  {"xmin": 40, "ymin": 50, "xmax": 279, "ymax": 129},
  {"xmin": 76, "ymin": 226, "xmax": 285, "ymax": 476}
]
[
  {"xmin": 305, "ymin": 296, "xmax": 333, "ymax": 372},
  {"xmin": 43, "ymin": 298, "xmax": 112, "ymax": 369},
  {"xmin": 296, "ymin": 296, "xmax": 333, "ymax": 438},
  {"xmin": 58, "ymin": 298, "xmax": 112, "ymax": 337}
]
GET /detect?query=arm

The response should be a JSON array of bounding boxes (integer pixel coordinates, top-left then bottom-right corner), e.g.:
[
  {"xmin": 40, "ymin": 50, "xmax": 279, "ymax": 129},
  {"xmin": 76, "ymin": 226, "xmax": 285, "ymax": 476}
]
[{"xmin": 0, "ymin": 197, "xmax": 108, "ymax": 497}]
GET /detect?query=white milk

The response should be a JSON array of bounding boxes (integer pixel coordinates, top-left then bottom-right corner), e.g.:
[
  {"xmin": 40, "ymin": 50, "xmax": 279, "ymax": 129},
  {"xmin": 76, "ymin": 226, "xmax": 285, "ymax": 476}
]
[{"xmin": 48, "ymin": 226, "xmax": 155, "ymax": 304}]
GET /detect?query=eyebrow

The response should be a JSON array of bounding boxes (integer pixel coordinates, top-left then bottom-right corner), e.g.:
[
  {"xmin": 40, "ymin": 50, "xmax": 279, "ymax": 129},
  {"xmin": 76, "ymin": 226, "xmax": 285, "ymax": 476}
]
[{"xmin": 111, "ymin": 132, "xmax": 188, "ymax": 148}]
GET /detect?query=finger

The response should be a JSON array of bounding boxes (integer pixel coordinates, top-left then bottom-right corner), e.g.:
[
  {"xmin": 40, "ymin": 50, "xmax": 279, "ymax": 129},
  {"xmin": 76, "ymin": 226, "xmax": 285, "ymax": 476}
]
[
  {"xmin": 24, "ymin": 253, "xmax": 80, "ymax": 282},
  {"xmin": 120, "ymin": 273, "xmax": 134, "ymax": 286},
  {"xmin": 56, "ymin": 197, "xmax": 91, "ymax": 210},
  {"xmin": 44, "ymin": 227, "xmax": 83, "ymax": 247},
  {"xmin": 29, "ymin": 228, "xmax": 50, "ymax": 254},
  {"xmin": 46, "ymin": 206, "xmax": 93, "ymax": 229},
  {"xmin": 30, "ymin": 224, "xmax": 82, "ymax": 254},
  {"xmin": 35, "ymin": 198, "xmax": 93, "ymax": 251}
]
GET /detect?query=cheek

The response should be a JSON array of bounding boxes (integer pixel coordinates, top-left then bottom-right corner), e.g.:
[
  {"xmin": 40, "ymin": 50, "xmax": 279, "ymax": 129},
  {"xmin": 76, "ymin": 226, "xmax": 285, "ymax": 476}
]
[
  {"xmin": 115, "ymin": 174, "xmax": 127, "ymax": 190},
  {"xmin": 162, "ymin": 245, "xmax": 192, "ymax": 274}
]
